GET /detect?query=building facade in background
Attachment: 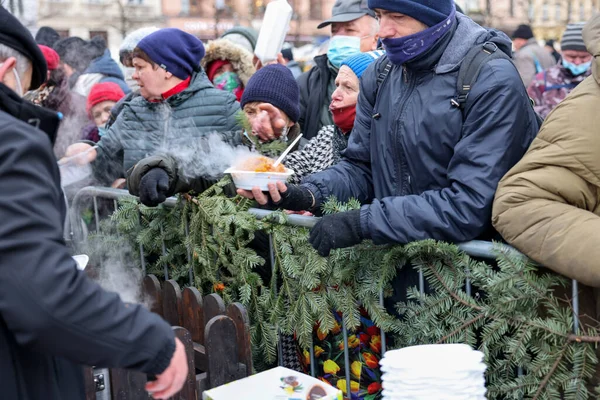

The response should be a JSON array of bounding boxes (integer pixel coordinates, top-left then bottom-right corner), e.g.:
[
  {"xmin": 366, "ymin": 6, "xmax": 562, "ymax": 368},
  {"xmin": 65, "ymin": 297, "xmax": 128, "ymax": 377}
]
[
  {"xmin": 36, "ymin": 0, "xmax": 163, "ymax": 53},
  {"xmin": 457, "ymin": 0, "xmax": 600, "ymax": 39},
  {"xmin": 163, "ymin": 0, "xmax": 336, "ymax": 44}
]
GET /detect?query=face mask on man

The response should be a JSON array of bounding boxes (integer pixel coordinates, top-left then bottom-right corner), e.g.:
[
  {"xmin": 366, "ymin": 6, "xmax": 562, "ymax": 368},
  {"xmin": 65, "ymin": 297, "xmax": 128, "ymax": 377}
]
[
  {"xmin": 562, "ymin": 59, "xmax": 591, "ymax": 76},
  {"xmin": 327, "ymin": 36, "xmax": 362, "ymax": 68},
  {"xmin": 123, "ymin": 67, "xmax": 139, "ymax": 91},
  {"xmin": 0, "ymin": 62, "xmax": 23, "ymax": 96}
]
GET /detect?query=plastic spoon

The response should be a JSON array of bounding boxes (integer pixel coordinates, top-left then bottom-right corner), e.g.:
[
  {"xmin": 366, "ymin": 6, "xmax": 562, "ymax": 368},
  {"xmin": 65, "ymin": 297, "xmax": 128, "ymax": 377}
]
[{"xmin": 273, "ymin": 133, "xmax": 303, "ymax": 167}]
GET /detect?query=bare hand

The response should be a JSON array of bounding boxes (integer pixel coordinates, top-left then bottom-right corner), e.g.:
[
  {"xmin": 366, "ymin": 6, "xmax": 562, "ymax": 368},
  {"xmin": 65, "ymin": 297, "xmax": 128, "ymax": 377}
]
[
  {"xmin": 252, "ymin": 53, "xmax": 286, "ymax": 70},
  {"xmin": 62, "ymin": 143, "xmax": 97, "ymax": 165},
  {"xmin": 285, "ymin": 210, "xmax": 314, "ymax": 216},
  {"xmin": 237, "ymin": 181, "xmax": 288, "ymax": 205},
  {"xmin": 111, "ymin": 178, "xmax": 126, "ymax": 189},
  {"xmin": 251, "ymin": 103, "xmax": 288, "ymax": 142},
  {"xmin": 145, "ymin": 338, "xmax": 188, "ymax": 399}
]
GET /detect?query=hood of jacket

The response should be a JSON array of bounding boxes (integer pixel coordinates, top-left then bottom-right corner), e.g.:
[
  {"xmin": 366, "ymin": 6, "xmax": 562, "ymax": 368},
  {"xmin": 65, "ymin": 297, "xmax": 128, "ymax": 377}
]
[
  {"xmin": 435, "ymin": 13, "xmax": 513, "ymax": 74},
  {"xmin": 584, "ymin": 14, "xmax": 600, "ymax": 85},
  {"xmin": 86, "ymin": 49, "xmax": 125, "ymax": 80},
  {"xmin": 201, "ymin": 39, "xmax": 255, "ymax": 86}
]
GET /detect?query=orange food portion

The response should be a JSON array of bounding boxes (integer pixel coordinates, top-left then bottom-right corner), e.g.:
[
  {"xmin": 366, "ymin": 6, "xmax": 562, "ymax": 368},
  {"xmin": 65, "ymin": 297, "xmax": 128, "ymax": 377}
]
[{"xmin": 237, "ymin": 156, "xmax": 286, "ymax": 173}]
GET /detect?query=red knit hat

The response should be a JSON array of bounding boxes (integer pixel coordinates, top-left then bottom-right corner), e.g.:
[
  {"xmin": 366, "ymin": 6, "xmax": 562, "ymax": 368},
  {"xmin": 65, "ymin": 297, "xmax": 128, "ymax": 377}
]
[
  {"xmin": 206, "ymin": 59, "xmax": 231, "ymax": 83},
  {"xmin": 39, "ymin": 44, "xmax": 59, "ymax": 71},
  {"xmin": 86, "ymin": 82, "xmax": 125, "ymax": 115}
]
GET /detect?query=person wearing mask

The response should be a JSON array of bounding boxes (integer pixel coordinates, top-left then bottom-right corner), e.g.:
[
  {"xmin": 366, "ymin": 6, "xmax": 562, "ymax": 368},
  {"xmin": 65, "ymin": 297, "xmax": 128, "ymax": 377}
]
[
  {"xmin": 119, "ymin": 26, "xmax": 159, "ymax": 91},
  {"xmin": 492, "ymin": 16, "xmax": 600, "ymax": 383},
  {"xmin": 202, "ymin": 38, "xmax": 255, "ymax": 102},
  {"xmin": 528, "ymin": 23, "xmax": 592, "ymax": 119},
  {"xmin": 512, "ymin": 24, "xmax": 556, "ymax": 87},
  {"xmin": 298, "ymin": 0, "xmax": 379, "ymax": 140},
  {"xmin": 240, "ymin": 0, "xmax": 539, "ymax": 306},
  {"xmin": 545, "ymin": 39, "xmax": 561, "ymax": 63},
  {"xmin": 24, "ymin": 44, "xmax": 88, "ymax": 158},
  {"xmin": 0, "ymin": 7, "xmax": 188, "ymax": 399},
  {"xmin": 82, "ymin": 82, "xmax": 125, "ymax": 143},
  {"xmin": 281, "ymin": 47, "xmax": 303, "ymax": 79},
  {"xmin": 64, "ymin": 28, "xmax": 240, "ymax": 188},
  {"xmin": 286, "ymin": 50, "xmax": 385, "ymax": 184}
]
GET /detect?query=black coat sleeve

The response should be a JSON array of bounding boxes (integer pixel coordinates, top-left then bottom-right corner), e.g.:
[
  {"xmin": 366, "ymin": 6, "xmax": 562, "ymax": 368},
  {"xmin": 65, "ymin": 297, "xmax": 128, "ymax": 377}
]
[{"xmin": 0, "ymin": 118, "xmax": 175, "ymax": 375}]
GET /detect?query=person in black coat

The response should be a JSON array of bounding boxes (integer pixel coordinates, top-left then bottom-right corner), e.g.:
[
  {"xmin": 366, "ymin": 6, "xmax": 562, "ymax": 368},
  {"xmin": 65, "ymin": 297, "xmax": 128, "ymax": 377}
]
[
  {"xmin": 297, "ymin": 0, "xmax": 379, "ymax": 140},
  {"xmin": 0, "ymin": 7, "xmax": 187, "ymax": 400}
]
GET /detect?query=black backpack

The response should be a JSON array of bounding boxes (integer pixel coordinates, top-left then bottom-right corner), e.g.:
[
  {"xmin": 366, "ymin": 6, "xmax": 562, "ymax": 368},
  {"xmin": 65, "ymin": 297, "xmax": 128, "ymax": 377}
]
[{"xmin": 375, "ymin": 41, "xmax": 544, "ymax": 126}]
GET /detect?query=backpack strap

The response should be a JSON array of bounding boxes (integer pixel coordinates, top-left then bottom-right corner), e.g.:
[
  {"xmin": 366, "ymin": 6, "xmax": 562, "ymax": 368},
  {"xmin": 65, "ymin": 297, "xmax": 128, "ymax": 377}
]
[
  {"xmin": 451, "ymin": 42, "xmax": 511, "ymax": 111},
  {"xmin": 377, "ymin": 61, "xmax": 392, "ymax": 87}
]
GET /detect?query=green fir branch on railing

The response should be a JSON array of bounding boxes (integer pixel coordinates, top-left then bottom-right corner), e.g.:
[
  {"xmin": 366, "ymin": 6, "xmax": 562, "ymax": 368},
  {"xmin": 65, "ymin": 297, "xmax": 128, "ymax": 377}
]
[{"xmin": 94, "ymin": 178, "xmax": 600, "ymax": 397}]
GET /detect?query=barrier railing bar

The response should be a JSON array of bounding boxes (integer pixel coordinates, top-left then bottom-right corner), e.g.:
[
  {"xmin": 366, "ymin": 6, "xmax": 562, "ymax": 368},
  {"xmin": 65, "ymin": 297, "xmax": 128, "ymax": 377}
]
[
  {"xmin": 572, "ymin": 279, "xmax": 579, "ymax": 334},
  {"xmin": 137, "ymin": 210, "xmax": 146, "ymax": 276},
  {"xmin": 184, "ymin": 212, "xmax": 194, "ymax": 286},
  {"xmin": 341, "ymin": 317, "xmax": 351, "ymax": 398},
  {"xmin": 269, "ymin": 232, "xmax": 284, "ymax": 366},
  {"xmin": 92, "ymin": 196, "xmax": 100, "ymax": 234},
  {"xmin": 309, "ymin": 337, "xmax": 316, "ymax": 377},
  {"xmin": 160, "ymin": 225, "xmax": 168, "ymax": 280},
  {"xmin": 380, "ymin": 289, "xmax": 387, "ymax": 356}
]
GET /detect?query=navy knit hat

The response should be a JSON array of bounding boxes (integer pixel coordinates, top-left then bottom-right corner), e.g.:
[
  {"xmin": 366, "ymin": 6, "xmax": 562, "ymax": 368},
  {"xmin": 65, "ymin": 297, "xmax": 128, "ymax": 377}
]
[
  {"xmin": 136, "ymin": 28, "xmax": 205, "ymax": 80},
  {"xmin": 341, "ymin": 50, "xmax": 385, "ymax": 79},
  {"xmin": 241, "ymin": 64, "xmax": 300, "ymax": 123},
  {"xmin": 367, "ymin": 0, "xmax": 454, "ymax": 27}
]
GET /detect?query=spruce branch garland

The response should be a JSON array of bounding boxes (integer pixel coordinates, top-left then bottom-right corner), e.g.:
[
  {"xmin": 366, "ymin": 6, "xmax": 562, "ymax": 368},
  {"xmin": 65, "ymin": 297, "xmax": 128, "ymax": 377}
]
[{"xmin": 101, "ymin": 180, "xmax": 600, "ymax": 397}]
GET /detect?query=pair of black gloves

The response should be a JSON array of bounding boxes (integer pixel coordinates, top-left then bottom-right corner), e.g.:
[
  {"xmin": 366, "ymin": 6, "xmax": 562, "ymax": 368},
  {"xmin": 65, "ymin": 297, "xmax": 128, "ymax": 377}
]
[{"xmin": 138, "ymin": 168, "xmax": 364, "ymax": 257}]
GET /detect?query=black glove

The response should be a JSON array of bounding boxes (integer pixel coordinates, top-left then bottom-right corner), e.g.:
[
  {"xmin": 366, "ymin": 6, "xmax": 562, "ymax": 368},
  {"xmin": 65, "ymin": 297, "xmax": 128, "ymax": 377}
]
[
  {"xmin": 139, "ymin": 168, "xmax": 170, "ymax": 207},
  {"xmin": 309, "ymin": 210, "xmax": 364, "ymax": 257},
  {"xmin": 269, "ymin": 184, "xmax": 315, "ymax": 211}
]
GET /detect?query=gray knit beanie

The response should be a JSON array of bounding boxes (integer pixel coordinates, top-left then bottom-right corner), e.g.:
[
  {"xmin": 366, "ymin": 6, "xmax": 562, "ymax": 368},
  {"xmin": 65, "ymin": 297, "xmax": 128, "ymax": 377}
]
[{"xmin": 561, "ymin": 23, "xmax": 587, "ymax": 52}]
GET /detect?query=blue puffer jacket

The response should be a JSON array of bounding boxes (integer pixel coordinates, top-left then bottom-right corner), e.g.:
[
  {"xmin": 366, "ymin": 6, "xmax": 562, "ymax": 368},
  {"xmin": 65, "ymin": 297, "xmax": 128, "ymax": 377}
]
[
  {"xmin": 92, "ymin": 69, "xmax": 240, "ymax": 185},
  {"xmin": 303, "ymin": 14, "xmax": 539, "ymax": 245}
]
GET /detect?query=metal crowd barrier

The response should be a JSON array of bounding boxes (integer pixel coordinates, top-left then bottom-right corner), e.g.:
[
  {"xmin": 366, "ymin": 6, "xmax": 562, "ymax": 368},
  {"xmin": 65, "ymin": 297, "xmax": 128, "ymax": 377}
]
[{"xmin": 69, "ymin": 186, "xmax": 581, "ymax": 396}]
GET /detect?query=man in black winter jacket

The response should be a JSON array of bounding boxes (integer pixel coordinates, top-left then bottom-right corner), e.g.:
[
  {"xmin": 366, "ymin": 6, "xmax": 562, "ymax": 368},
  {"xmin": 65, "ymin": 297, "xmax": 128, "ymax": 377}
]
[
  {"xmin": 0, "ymin": 8, "xmax": 187, "ymax": 400},
  {"xmin": 298, "ymin": 0, "xmax": 379, "ymax": 140}
]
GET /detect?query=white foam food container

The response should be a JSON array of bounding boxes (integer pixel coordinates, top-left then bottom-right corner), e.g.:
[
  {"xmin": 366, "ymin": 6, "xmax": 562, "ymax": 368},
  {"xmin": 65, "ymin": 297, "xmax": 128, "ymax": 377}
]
[{"xmin": 224, "ymin": 167, "xmax": 295, "ymax": 191}]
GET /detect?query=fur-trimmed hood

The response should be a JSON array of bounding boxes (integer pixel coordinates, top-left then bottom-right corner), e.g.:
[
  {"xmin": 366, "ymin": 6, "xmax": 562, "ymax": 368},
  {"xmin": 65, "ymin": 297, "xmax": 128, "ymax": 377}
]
[{"xmin": 201, "ymin": 39, "xmax": 255, "ymax": 86}]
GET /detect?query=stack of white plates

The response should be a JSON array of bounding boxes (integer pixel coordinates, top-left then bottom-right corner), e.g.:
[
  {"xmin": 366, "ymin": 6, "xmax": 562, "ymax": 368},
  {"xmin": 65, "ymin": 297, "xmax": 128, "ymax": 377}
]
[{"xmin": 380, "ymin": 344, "xmax": 487, "ymax": 400}]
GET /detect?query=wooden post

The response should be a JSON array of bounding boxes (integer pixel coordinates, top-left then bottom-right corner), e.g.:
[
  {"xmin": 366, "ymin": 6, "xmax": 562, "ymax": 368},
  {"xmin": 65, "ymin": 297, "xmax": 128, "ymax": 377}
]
[
  {"xmin": 227, "ymin": 303, "xmax": 253, "ymax": 376},
  {"xmin": 204, "ymin": 315, "xmax": 247, "ymax": 389},
  {"xmin": 162, "ymin": 280, "xmax": 183, "ymax": 327},
  {"xmin": 173, "ymin": 327, "xmax": 198, "ymax": 400},
  {"xmin": 143, "ymin": 275, "xmax": 163, "ymax": 316}
]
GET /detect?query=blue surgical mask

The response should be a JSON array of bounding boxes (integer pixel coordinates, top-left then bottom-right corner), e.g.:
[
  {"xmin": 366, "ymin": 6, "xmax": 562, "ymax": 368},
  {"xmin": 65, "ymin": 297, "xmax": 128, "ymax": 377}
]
[
  {"xmin": 327, "ymin": 36, "xmax": 362, "ymax": 68},
  {"xmin": 563, "ymin": 59, "xmax": 591, "ymax": 76},
  {"xmin": 98, "ymin": 127, "xmax": 107, "ymax": 137}
]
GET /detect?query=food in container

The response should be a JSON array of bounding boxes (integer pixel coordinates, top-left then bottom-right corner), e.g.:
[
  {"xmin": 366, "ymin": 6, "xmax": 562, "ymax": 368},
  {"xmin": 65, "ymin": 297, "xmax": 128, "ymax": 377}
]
[{"xmin": 225, "ymin": 156, "xmax": 294, "ymax": 191}]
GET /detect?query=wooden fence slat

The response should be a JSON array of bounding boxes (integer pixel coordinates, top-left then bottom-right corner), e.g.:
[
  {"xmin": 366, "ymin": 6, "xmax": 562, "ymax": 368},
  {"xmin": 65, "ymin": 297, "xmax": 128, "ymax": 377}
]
[
  {"xmin": 182, "ymin": 287, "xmax": 204, "ymax": 344},
  {"xmin": 203, "ymin": 293, "xmax": 226, "ymax": 327},
  {"xmin": 162, "ymin": 280, "xmax": 183, "ymax": 327},
  {"xmin": 226, "ymin": 303, "xmax": 253, "ymax": 376},
  {"xmin": 171, "ymin": 327, "xmax": 197, "ymax": 400},
  {"xmin": 109, "ymin": 369, "xmax": 148, "ymax": 400},
  {"xmin": 143, "ymin": 275, "xmax": 163, "ymax": 316},
  {"xmin": 204, "ymin": 315, "xmax": 247, "ymax": 389},
  {"xmin": 83, "ymin": 367, "xmax": 96, "ymax": 400}
]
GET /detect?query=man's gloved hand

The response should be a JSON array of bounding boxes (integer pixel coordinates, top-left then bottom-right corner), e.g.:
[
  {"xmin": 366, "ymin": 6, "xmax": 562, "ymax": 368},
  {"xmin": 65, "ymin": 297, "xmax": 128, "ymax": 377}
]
[
  {"xmin": 139, "ymin": 168, "xmax": 170, "ymax": 207},
  {"xmin": 237, "ymin": 181, "xmax": 315, "ymax": 212},
  {"xmin": 309, "ymin": 210, "xmax": 364, "ymax": 257}
]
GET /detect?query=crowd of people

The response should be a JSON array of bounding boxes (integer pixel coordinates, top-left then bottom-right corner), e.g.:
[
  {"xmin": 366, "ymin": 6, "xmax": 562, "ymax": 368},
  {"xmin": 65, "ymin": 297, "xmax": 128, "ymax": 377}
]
[{"xmin": 1, "ymin": 0, "xmax": 600, "ymax": 398}]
